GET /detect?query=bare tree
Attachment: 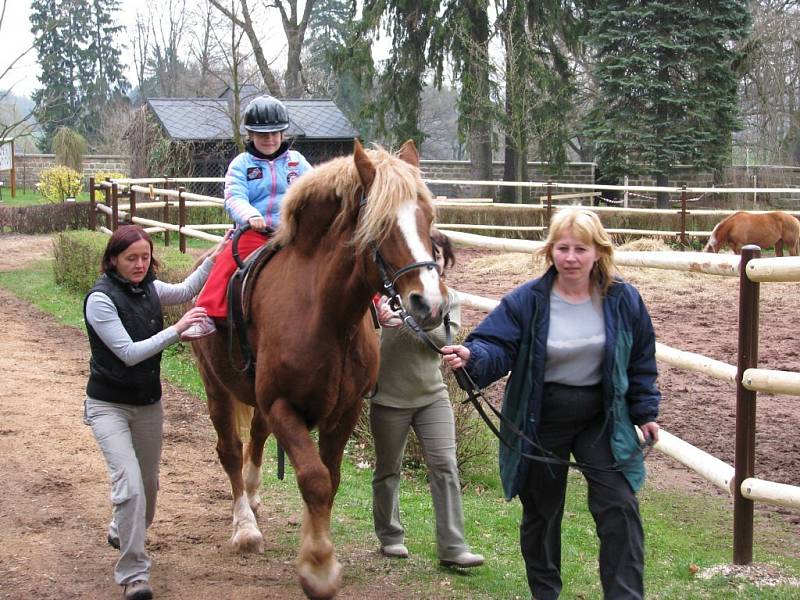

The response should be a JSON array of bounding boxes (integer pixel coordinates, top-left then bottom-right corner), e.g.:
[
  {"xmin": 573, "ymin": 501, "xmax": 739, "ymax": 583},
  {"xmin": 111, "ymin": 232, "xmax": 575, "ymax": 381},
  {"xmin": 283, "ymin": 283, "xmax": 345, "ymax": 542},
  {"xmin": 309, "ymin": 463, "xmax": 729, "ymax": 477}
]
[
  {"xmin": 0, "ymin": 0, "xmax": 42, "ymax": 143},
  {"xmin": 210, "ymin": 0, "xmax": 317, "ymax": 97},
  {"xmin": 209, "ymin": 0, "xmax": 283, "ymax": 95},
  {"xmin": 738, "ymin": 1, "xmax": 800, "ymax": 164}
]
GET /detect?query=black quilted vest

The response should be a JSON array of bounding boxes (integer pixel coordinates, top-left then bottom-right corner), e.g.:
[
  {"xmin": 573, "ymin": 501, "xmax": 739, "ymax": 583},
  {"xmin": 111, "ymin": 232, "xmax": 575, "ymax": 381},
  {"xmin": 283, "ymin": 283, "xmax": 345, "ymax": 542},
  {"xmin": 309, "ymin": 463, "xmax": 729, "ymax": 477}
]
[{"xmin": 84, "ymin": 271, "xmax": 164, "ymax": 405}]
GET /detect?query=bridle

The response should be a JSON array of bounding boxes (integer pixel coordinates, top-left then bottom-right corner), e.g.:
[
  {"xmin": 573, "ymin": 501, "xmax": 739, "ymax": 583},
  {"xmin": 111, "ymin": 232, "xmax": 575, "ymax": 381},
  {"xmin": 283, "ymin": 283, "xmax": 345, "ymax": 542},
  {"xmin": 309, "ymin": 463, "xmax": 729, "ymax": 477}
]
[{"xmin": 358, "ymin": 189, "xmax": 441, "ymax": 315}]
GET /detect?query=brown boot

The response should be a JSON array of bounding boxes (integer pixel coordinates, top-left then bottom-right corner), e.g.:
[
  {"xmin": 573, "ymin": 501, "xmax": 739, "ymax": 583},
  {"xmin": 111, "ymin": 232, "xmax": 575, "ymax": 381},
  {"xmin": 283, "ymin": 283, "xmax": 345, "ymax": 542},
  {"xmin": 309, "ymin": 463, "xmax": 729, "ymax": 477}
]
[{"xmin": 122, "ymin": 580, "xmax": 153, "ymax": 600}]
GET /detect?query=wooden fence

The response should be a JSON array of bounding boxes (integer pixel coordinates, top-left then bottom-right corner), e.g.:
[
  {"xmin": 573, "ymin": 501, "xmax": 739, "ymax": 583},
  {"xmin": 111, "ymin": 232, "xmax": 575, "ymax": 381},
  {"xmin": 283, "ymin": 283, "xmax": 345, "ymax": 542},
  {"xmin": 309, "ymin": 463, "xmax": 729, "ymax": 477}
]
[
  {"xmin": 432, "ymin": 179, "xmax": 800, "ymax": 245},
  {"xmin": 90, "ymin": 176, "xmax": 800, "ymax": 251},
  {"xmin": 88, "ymin": 176, "xmax": 800, "ymax": 563},
  {"xmin": 445, "ymin": 230, "xmax": 800, "ymax": 566}
]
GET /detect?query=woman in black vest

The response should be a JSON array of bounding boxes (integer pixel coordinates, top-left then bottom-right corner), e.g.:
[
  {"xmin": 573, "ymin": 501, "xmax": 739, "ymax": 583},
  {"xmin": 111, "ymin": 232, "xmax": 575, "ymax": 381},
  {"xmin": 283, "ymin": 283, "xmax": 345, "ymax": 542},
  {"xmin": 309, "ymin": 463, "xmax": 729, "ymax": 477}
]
[{"xmin": 83, "ymin": 225, "xmax": 227, "ymax": 600}]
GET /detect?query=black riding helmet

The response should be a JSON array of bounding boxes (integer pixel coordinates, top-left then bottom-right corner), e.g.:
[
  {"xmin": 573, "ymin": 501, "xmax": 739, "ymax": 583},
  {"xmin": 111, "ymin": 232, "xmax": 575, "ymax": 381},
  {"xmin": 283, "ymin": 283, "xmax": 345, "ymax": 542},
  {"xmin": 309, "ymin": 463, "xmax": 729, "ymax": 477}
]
[{"xmin": 243, "ymin": 95, "xmax": 290, "ymax": 133}]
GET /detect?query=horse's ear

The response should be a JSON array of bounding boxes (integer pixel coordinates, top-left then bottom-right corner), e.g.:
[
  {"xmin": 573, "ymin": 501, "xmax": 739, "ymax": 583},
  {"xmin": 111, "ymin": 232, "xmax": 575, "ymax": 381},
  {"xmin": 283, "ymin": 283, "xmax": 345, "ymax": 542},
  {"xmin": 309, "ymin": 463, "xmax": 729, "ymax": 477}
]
[
  {"xmin": 353, "ymin": 139, "xmax": 375, "ymax": 192},
  {"xmin": 397, "ymin": 139, "xmax": 419, "ymax": 167}
]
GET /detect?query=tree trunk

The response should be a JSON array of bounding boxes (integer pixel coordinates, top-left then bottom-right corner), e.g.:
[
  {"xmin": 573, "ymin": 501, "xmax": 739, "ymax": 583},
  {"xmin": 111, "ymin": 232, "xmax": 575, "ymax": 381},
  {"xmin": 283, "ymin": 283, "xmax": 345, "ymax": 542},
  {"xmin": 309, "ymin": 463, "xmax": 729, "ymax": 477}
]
[
  {"xmin": 467, "ymin": 130, "xmax": 493, "ymax": 200},
  {"xmin": 656, "ymin": 172, "xmax": 670, "ymax": 209}
]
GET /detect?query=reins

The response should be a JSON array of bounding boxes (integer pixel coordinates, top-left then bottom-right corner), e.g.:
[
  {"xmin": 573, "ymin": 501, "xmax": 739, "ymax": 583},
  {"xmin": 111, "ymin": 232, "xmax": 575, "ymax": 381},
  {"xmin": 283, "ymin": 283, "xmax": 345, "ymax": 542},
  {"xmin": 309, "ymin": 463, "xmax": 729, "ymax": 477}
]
[{"xmin": 379, "ymin": 285, "xmax": 654, "ymax": 474}]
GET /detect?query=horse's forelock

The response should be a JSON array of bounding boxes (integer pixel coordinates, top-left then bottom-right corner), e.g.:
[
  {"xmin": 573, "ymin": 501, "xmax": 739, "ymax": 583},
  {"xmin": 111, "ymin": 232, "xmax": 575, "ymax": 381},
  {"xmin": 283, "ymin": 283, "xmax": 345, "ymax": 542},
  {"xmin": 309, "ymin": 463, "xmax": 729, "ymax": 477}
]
[
  {"xmin": 352, "ymin": 148, "xmax": 433, "ymax": 250},
  {"xmin": 271, "ymin": 147, "xmax": 433, "ymax": 250}
]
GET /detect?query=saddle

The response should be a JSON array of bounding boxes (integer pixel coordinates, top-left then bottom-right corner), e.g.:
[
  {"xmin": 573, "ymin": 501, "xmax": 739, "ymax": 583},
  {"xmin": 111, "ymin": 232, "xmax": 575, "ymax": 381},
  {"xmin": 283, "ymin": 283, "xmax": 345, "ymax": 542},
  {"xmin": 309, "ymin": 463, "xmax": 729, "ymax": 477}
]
[{"xmin": 226, "ymin": 231, "xmax": 280, "ymax": 378}]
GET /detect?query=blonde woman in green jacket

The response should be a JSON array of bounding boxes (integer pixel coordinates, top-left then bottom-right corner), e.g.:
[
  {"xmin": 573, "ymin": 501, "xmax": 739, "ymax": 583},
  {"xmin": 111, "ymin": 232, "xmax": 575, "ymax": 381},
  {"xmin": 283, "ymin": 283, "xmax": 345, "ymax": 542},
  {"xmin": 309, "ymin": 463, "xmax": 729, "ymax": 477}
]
[{"xmin": 370, "ymin": 231, "xmax": 484, "ymax": 568}]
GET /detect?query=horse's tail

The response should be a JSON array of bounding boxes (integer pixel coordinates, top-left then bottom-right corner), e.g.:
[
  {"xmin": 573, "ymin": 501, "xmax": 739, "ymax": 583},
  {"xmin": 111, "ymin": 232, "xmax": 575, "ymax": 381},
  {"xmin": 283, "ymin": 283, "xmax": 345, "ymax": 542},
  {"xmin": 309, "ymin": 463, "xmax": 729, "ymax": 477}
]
[{"xmin": 234, "ymin": 400, "xmax": 255, "ymax": 442}]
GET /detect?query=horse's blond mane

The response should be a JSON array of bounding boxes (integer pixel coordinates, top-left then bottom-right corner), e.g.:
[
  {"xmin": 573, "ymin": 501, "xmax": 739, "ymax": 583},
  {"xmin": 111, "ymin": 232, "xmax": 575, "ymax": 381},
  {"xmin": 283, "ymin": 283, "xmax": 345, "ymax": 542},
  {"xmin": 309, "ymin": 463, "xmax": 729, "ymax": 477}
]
[{"xmin": 271, "ymin": 146, "xmax": 433, "ymax": 249}]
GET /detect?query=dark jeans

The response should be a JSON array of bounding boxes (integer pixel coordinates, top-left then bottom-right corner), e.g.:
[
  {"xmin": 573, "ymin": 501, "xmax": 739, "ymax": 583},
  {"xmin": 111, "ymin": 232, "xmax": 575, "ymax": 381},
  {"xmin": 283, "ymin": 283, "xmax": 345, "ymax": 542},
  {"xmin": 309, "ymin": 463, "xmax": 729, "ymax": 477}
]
[{"xmin": 518, "ymin": 383, "xmax": 644, "ymax": 600}]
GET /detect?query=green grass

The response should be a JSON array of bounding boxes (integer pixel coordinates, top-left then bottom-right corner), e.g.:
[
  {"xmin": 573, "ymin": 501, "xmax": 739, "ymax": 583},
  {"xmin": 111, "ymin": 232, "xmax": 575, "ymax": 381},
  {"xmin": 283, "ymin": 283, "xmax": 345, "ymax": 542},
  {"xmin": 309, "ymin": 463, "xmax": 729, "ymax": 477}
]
[
  {"xmin": 1, "ymin": 187, "xmax": 90, "ymax": 207},
  {"xmin": 1, "ymin": 254, "xmax": 799, "ymax": 599}
]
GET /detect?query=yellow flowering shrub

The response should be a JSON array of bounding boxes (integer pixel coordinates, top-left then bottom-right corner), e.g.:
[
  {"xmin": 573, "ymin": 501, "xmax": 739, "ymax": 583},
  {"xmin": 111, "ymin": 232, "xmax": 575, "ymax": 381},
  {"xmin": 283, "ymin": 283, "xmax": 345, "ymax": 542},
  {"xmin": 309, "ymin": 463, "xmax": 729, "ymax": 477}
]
[{"xmin": 38, "ymin": 166, "xmax": 84, "ymax": 203}]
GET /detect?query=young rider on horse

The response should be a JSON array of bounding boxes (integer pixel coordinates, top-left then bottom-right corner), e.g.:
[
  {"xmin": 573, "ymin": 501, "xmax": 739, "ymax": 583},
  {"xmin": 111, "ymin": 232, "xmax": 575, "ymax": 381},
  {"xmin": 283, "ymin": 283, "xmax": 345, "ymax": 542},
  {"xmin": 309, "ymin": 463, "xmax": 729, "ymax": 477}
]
[{"xmin": 184, "ymin": 95, "xmax": 313, "ymax": 339}]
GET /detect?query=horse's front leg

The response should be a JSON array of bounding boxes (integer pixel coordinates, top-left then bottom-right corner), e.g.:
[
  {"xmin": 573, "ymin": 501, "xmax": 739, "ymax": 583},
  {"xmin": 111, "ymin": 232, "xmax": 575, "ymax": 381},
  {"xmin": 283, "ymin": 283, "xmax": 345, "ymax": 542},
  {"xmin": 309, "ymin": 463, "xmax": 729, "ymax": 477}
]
[
  {"xmin": 270, "ymin": 397, "xmax": 340, "ymax": 600},
  {"xmin": 319, "ymin": 397, "xmax": 364, "ymax": 500},
  {"xmin": 775, "ymin": 239, "xmax": 785, "ymax": 257},
  {"xmin": 209, "ymin": 396, "xmax": 264, "ymax": 554}
]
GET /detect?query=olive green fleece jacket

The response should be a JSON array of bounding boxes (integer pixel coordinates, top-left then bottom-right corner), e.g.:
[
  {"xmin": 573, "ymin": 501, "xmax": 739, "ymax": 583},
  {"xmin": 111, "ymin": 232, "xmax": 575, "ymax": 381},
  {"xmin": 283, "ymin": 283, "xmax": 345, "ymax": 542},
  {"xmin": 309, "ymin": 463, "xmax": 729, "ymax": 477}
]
[{"xmin": 372, "ymin": 291, "xmax": 460, "ymax": 408}]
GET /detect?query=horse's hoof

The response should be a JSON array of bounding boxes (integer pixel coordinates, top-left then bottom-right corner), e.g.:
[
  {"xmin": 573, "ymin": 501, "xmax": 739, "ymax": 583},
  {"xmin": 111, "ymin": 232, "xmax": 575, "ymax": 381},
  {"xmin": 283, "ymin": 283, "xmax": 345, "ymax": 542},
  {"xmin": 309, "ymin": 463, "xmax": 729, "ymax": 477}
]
[
  {"xmin": 298, "ymin": 558, "xmax": 341, "ymax": 600},
  {"xmin": 229, "ymin": 527, "xmax": 264, "ymax": 554}
]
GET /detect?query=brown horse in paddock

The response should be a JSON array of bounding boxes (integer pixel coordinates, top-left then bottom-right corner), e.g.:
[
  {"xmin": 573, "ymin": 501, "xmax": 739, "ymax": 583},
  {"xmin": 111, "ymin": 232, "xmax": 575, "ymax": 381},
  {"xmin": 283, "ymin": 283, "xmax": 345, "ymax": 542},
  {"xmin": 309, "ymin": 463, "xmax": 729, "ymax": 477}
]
[
  {"xmin": 703, "ymin": 210, "xmax": 800, "ymax": 256},
  {"xmin": 191, "ymin": 140, "xmax": 447, "ymax": 599}
]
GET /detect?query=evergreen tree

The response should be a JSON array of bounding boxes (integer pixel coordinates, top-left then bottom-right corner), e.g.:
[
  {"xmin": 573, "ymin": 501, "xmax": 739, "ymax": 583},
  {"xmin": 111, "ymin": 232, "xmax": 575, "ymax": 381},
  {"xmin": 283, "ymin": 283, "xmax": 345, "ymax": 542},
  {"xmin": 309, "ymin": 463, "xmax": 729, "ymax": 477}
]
[
  {"xmin": 30, "ymin": 0, "xmax": 129, "ymax": 150},
  {"xmin": 361, "ymin": 0, "xmax": 441, "ymax": 148},
  {"xmin": 584, "ymin": 1, "xmax": 750, "ymax": 207}
]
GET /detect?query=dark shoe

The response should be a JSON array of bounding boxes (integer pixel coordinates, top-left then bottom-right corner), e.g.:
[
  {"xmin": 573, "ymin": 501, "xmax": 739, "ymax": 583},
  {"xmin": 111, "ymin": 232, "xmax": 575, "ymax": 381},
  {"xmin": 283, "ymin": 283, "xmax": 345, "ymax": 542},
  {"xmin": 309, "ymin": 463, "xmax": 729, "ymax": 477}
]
[
  {"xmin": 380, "ymin": 543, "xmax": 409, "ymax": 558},
  {"xmin": 122, "ymin": 580, "xmax": 153, "ymax": 600},
  {"xmin": 439, "ymin": 551, "xmax": 485, "ymax": 568},
  {"xmin": 107, "ymin": 533, "xmax": 120, "ymax": 550}
]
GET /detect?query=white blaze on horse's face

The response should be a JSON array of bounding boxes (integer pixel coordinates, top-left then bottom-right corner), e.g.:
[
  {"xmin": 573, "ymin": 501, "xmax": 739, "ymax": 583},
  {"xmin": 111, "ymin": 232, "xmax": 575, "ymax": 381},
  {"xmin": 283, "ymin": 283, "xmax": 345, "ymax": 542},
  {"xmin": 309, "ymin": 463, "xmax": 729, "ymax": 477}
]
[{"xmin": 397, "ymin": 201, "xmax": 444, "ymax": 317}]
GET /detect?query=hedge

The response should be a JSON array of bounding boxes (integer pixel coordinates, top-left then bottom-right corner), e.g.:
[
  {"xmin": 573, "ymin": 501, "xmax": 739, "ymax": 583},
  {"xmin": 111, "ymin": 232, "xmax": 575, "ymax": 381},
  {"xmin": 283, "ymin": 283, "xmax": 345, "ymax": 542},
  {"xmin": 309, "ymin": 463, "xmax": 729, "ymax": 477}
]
[{"xmin": 53, "ymin": 229, "xmax": 201, "ymax": 327}]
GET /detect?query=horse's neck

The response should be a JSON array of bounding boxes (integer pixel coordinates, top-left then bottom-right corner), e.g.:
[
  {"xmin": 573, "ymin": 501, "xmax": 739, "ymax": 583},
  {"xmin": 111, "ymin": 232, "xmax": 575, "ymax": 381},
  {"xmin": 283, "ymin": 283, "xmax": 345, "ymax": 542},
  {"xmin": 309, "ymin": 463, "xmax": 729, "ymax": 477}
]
[{"xmin": 290, "ymin": 215, "xmax": 373, "ymax": 330}]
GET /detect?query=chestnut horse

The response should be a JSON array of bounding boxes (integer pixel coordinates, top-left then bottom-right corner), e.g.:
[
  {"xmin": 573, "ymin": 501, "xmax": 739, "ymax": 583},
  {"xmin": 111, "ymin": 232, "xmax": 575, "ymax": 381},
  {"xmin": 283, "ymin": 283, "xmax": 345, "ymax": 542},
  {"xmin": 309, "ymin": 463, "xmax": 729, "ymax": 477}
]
[
  {"xmin": 191, "ymin": 140, "xmax": 447, "ymax": 599},
  {"xmin": 704, "ymin": 210, "xmax": 800, "ymax": 256}
]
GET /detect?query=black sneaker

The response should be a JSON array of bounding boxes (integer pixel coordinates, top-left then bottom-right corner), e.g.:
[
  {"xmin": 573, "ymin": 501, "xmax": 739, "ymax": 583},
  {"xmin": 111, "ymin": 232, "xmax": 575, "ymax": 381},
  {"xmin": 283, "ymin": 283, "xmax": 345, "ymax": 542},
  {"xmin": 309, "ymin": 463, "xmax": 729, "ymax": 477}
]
[
  {"xmin": 122, "ymin": 580, "xmax": 153, "ymax": 600},
  {"xmin": 107, "ymin": 533, "xmax": 120, "ymax": 550}
]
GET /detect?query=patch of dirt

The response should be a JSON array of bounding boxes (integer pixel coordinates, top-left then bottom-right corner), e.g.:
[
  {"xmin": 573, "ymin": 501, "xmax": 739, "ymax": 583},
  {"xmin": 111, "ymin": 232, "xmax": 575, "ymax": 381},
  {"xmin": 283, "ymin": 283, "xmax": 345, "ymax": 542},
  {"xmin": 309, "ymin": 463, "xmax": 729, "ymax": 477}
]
[
  {"xmin": 0, "ymin": 235, "xmax": 798, "ymax": 600},
  {"xmin": 0, "ymin": 235, "xmax": 439, "ymax": 600}
]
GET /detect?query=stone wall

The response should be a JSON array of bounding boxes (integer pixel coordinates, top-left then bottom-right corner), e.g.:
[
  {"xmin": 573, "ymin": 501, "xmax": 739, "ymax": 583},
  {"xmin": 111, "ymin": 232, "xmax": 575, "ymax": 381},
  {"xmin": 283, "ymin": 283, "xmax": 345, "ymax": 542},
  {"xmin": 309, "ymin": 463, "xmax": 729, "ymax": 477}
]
[
  {"xmin": 4, "ymin": 153, "xmax": 799, "ymax": 205},
  {"xmin": 0, "ymin": 154, "xmax": 130, "ymax": 190}
]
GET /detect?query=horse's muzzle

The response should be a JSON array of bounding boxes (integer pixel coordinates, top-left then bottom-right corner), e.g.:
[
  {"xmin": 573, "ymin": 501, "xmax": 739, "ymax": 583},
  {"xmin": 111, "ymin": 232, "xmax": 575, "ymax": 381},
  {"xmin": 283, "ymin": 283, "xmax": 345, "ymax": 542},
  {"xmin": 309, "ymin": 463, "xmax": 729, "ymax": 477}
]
[{"xmin": 407, "ymin": 292, "xmax": 448, "ymax": 331}]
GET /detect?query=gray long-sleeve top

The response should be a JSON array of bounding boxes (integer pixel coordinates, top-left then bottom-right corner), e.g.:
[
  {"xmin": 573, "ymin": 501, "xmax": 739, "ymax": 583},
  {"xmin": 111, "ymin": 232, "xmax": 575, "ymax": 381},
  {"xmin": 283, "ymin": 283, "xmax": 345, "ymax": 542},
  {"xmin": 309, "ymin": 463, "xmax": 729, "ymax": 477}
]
[{"xmin": 84, "ymin": 258, "xmax": 214, "ymax": 367}]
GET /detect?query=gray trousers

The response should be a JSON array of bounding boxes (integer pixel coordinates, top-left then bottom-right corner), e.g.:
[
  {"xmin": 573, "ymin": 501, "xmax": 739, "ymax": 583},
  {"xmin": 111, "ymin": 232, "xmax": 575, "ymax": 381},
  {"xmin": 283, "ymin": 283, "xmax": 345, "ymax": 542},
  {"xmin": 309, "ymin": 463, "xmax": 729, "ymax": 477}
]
[
  {"xmin": 84, "ymin": 397, "xmax": 163, "ymax": 585},
  {"xmin": 519, "ymin": 383, "xmax": 644, "ymax": 600},
  {"xmin": 370, "ymin": 398, "xmax": 469, "ymax": 560}
]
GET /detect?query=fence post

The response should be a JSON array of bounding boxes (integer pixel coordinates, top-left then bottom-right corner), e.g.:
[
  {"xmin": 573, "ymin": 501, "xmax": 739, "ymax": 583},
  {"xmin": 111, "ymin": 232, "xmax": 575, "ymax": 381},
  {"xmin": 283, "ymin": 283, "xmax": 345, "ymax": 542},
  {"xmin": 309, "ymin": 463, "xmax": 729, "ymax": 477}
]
[
  {"xmin": 89, "ymin": 176, "xmax": 96, "ymax": 231},
  {"xmin": 546, "ymin": 179, "xmax": 554, "ymax": 228},
  {"xmin": 111, "ymin": 181, "xmax": 119, "ymax": 230},
  {"xmin": 623, "ymin": 175, "xmax": 629, "ymax": 208},
  {"xmin": 733, "ymin": 244, "xmax": 760, "ymax": 565},
  {"xmin": 679, "ymin": 185, "xmax": 687, "ymax": 247},
  {"xmin": 163, "ymin": 177, "xmax": 171, "ymax": 247},
  {"xmin": 129, "ymin": 184, "xmax": 136, "ymax": 220},
  {"xmin": 178, "ymin": 186, "xmax": 186, "ymax": 254},
  {"xmin": 104, "ymin": 178, "xmax": 112, "ymax": 231}
]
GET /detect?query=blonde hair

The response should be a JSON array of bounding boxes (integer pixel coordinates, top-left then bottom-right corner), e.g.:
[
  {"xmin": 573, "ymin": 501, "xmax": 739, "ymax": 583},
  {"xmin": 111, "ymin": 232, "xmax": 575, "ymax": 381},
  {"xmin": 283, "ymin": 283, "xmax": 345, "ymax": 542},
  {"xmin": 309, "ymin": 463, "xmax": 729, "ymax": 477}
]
[{"xmin": 536, "ymin": 207, "xmax": 617, "ymax": 295}]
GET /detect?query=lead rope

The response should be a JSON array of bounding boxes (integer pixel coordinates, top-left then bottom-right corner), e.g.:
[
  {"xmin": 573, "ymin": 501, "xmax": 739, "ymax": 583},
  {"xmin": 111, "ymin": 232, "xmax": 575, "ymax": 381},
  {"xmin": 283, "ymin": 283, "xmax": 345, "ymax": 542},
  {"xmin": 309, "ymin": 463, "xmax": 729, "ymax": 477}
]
[{"xmin": 387, "ymin": 299, "xmax": 654, "ymax": 473}]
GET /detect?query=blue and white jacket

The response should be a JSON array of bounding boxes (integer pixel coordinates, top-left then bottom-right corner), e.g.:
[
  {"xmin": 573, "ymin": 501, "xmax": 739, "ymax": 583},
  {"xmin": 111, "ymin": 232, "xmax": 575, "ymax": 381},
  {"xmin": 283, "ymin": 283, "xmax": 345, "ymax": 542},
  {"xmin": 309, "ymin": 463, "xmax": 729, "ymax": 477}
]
[
  {"xmin": 224, "ymin": 147, "xmax": 312, "ymax": 228},
  {"xmin": 463, "ymin": 266, "xmax": 661, "ymax": 500}
]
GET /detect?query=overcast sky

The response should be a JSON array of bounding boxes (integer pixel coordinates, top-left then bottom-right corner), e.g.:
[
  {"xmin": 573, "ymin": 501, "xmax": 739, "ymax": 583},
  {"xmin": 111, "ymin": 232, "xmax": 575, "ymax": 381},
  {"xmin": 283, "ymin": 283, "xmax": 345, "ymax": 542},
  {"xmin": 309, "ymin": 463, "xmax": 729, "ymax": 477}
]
[{"xmin": 1, "ymin": 0, "xmax": 142, "ymax": 97}]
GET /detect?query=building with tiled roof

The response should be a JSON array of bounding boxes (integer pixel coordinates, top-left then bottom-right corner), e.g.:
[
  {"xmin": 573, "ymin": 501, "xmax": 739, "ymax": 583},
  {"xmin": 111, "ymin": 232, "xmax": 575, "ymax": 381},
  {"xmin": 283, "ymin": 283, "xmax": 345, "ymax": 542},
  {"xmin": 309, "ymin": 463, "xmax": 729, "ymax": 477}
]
[{"xmin": 139, "ymin": 91, "xmax": 359, "ymax": 189}]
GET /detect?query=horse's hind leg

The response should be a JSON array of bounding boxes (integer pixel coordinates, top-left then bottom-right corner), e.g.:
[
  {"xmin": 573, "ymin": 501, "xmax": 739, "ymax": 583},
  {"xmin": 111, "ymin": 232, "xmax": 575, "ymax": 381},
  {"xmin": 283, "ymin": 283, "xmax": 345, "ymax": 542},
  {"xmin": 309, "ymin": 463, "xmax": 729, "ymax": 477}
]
[
  {"xmin": 243, "ymin": 408, "xmax": 271, "ymax": 513},
  {"xmin": 270, "ymin": 397, "xmax": 340, "ymax": 600},
  {"xmin": 775, "ymin": 239, "xmax": 785, "ymax": 257},
  {"xmin": 209, "ymin": 395, "xmax": 264, "ymax": 553}
]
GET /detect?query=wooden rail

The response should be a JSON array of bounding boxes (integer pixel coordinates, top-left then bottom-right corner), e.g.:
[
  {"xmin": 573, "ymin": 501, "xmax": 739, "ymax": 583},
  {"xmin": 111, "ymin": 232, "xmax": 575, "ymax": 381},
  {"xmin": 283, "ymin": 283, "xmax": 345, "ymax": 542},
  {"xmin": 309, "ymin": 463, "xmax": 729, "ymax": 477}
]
[{"xmin": 449, "ymin": 232, "xmax": 800, "ymax": 567}]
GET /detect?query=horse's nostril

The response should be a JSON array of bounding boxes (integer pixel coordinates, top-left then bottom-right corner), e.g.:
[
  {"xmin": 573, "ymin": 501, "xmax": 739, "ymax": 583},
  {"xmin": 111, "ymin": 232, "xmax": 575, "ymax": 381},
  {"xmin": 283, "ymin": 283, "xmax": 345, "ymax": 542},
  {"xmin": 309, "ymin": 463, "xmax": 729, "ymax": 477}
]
[{"xmin": 408, "ymin": 293, "xmax": 431, "ymax": 318}]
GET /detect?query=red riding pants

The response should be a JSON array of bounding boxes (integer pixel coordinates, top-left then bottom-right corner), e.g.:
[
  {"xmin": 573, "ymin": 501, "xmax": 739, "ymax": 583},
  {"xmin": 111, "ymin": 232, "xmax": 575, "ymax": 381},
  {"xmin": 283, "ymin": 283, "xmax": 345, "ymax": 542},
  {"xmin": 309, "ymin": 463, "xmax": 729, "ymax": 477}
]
[{"xmin": 196, "ymin": 230, "xmax": 270, "ymax": 318}]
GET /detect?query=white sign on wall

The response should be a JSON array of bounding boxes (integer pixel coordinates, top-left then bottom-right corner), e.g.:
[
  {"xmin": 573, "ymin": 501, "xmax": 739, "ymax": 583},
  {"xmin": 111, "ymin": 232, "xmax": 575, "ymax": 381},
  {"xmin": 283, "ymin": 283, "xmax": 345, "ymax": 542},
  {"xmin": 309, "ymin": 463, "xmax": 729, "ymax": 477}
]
[{"xmin": 0, "ymin": 140, "xmax": 12, "ymax": 171}]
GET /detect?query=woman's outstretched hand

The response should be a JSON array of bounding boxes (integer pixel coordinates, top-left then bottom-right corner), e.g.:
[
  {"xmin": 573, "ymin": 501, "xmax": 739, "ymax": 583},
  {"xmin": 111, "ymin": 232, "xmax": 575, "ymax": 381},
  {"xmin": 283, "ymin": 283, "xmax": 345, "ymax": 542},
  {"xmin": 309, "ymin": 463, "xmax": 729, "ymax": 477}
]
[{"xmin": 441, "ymin": 344, "xmax": 470, "ymax": 370}]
